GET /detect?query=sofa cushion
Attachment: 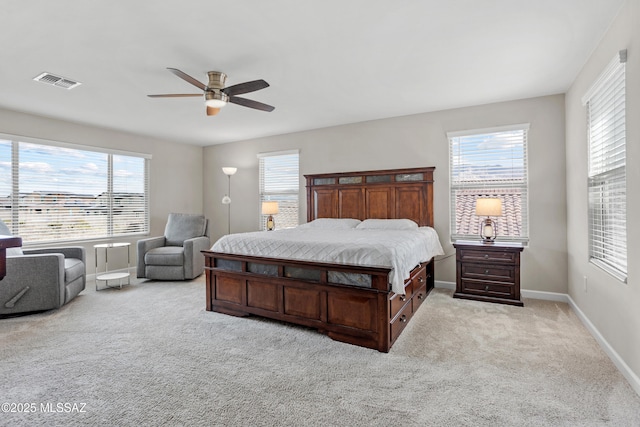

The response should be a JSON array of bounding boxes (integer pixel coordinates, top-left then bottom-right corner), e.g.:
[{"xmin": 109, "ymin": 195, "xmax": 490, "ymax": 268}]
[
  {"xmin": 164, "ymin": 214, "xmax": 206, "ymax": 247},
  {"xmin": 145, "ymin": 246, "xmax": 185, "ymax": 266},
  {"xmin": 64, "ymin": 258, "xmax": 85, "ymax": 284}
]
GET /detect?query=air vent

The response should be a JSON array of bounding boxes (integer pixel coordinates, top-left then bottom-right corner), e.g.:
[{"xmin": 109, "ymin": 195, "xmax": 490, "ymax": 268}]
[{"xmin": 33, "ymin": 72, "xmax": 81, "ymax": 90}]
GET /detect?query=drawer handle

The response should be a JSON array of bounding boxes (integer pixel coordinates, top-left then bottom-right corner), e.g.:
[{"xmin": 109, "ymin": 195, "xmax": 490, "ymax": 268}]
[
  {"xmin": 484, "ymin": 269, "xmax": 489, "ymax": 275},
  {"xmin": 417, "ymin": 293, "xmax": 424, "ymax": 300},
  {"xmin": 400, "ymin": 314, "xmax": 407, "ymax": 323},
  {"xmin": 485, "ymin": 285, "xmax": 490, "ymax": 291},
  {"xmin": 418, "ymin": 277, "xmax": 424, "ymax": 283},
  {"xmin": 400, "ymin": 295, "xmax": 406, "ymax": 302},
  {"xmin": 484, "ymin": 254, "xmax": 489, "ymax": 259}
]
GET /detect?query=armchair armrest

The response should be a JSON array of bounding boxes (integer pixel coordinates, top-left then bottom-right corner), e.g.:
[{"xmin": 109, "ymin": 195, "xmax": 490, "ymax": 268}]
[
  {"xmin": 183, "ymin": 236, "xmax": 211, "ymax": 279},
  {"xmin": 4, "ymin": 254, "xmax": 66, "ymax": 310},
  {"xmin": 23, "ymin": 246, "xmax": 86, "ymax": 263},
  {"xmin": 137, "ymin": 236, "xmax": 166, "ymax": 278}
]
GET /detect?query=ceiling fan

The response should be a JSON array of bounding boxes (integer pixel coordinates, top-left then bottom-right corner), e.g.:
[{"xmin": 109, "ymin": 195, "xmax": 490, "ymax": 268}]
[{"xmin": 148, "ymin": 68, "xmax": 275, "ymax": 116}]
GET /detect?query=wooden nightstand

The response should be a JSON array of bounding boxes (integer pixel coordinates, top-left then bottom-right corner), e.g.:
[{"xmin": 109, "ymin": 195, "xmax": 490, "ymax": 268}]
[{"xmin": 453, "ymin": 240, "xmax": 524, "ymax": 306}]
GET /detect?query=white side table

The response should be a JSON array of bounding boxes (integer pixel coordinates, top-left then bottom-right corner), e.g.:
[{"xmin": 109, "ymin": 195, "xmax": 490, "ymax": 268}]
[{"xmin": 94, "ymin": 242, "xmax": 131, "ymax": 291}]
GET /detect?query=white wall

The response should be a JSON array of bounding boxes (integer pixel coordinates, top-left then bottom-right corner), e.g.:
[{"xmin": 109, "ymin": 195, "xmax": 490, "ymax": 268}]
[
  {"xmin": 0, "ymin": 107, "xmax": 205, "ymax": 269},
  {"xmin": 565, "ymin": 0, "xmax": 640, "ymax": 387},
  {"xmin": 204, "ymin": 94, "xmax": 567, "ymax": 290}
]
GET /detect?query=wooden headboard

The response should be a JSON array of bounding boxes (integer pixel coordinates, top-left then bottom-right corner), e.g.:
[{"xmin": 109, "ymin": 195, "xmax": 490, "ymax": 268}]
[{"xmin": 305, "ymin": 167, "xmax": 435, "ymax": 227}]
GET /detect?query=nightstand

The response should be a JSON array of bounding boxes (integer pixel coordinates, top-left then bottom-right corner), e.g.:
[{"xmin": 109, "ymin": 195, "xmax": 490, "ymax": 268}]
[{"xmin": 453, "ymin": 240, "xmax": 524, "ymax": 306}]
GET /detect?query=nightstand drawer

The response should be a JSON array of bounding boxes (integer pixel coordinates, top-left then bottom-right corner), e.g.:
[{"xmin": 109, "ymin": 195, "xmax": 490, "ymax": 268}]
[
  {"xmin": 460, "ymin": 263, "xmax": 516, "ymax": 283},
  {"xmin": 459, "ymin": 249, "xmax": 517, "ymax": 265},
  {"xmin": 460, "ymin": 279, "xmax": 515, "ymax": 299}
]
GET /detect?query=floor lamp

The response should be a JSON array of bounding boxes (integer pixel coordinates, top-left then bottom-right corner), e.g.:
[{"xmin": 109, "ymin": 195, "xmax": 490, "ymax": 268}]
[{"xmin": 222, "ymin": 167, "xmax": 237, "ymax": 234}]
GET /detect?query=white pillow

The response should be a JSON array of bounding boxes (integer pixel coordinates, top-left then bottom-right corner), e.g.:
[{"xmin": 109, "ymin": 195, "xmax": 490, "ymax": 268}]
[
  {"xmin": 356, "ymin": 219, "xmax": 419, "ymax": 230},
  {"xmin": 298, "ymin": 218, "xmax": 361, "ymax": 229}
]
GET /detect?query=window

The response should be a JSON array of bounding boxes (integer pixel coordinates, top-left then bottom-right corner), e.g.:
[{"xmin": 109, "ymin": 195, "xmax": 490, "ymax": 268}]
[
  {"xmin": 0, "ymin": 134, "xmax": 150, "ymax": 244},
  {"xmin": 582, "ymin": 50, "xmax": 627, "ymax": 282},
  {"xmin": 448, "ymin": 124, "xmax": 529, "ymax": 242},
  {"xmin": 258, "ymin": 150, "xmax": 299, "ymax": 230}
]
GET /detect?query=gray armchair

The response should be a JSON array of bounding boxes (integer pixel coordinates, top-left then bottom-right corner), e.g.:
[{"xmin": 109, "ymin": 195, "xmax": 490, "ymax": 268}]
[
  {"xmin": 137, "ymin": 213, "xmax": 210, "ymax": 281},
  {"xmin": 0, "ymin": 220, "xmax": 86, "ymax": 316}
]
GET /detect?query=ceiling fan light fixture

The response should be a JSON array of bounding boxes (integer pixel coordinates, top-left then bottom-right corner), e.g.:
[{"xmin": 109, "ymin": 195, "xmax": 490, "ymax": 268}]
[
  {"xmin": 148, "ymin": 68, "xmax": 274, "ymax": 114},
  {"xmin": 205, "ymin": 91, "xmax": 228, "ymax": 108}
]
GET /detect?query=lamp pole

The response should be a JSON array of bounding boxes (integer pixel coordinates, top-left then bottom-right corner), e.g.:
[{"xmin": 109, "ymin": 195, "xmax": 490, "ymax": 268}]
[
  {"xmin": 221, "ymin": 167, "xmax": 237, "ymax": 235},
  {"xmin": 226, "ymin": 174, "xmax": 231, "ymax": 234}
]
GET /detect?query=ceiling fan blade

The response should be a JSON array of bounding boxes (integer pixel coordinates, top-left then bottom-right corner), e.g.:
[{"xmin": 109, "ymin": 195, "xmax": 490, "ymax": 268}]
[
  {"xmin": 167, "ymin": 68, "xmax": 207, "ymax": 91},
  {"xmin": 148, "ymin": 94, "xmax": 202, "ymax": 98},
  {"xmin": 222, "ymin": 80, "xmax": 269, "ymax": 96},
  {"xmin": 206, "ymin": 106, "xmax": 220, "ymax": 116},
  {"xmin": 229, "ymin": 96, "xmax": 275, "ymax": 112}
]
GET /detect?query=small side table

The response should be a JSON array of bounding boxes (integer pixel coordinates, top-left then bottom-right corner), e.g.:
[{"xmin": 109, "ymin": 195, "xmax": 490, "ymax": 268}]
[
  {"xmin": 453, "ymin": 240, "xmax": 524, "ymax": 306},
  {"xmin": 94, "ymin": 242, "xmax": 131, "ymax": 291}
]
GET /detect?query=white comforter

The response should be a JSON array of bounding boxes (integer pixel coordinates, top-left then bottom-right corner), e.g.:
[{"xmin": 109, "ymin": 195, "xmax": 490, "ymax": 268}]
[{"xmin": 211, "ymin": 227, "xmax": 444, "ymax": 295}]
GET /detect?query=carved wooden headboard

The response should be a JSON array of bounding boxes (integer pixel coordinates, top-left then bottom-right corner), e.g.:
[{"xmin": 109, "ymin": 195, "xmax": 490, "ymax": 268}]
[{"xmin": 305, "ymin": 167, "xmax": 435, "ymax": 227}]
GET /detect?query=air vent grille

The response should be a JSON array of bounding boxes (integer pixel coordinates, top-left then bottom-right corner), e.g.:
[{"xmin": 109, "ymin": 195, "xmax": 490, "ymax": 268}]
[{"xmin": 33, "ymin": 72, "xmax": 82, "ymax": 89}]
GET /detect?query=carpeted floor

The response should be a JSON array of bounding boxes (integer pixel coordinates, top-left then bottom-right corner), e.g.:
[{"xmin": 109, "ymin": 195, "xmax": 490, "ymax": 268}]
[{"xmin": 1, "ymin": 276, "xmax": 639, "ymax": 426}]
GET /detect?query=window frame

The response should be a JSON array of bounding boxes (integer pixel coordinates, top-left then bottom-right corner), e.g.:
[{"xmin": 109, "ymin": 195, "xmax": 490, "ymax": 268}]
[
  {"xmin": 257, "ymin": 149, "xmax": 300, "ymax": 231},
  {"xmin": 0, "ymin": 133, "xmax": 150, "ymax": 245},
  {"xmin": 582, "ymin": 50, "xmax": 627, "ymax": 283},
  {"xmin": 448, "ymin": 124, "xmax": 530, "ymax": 243}
]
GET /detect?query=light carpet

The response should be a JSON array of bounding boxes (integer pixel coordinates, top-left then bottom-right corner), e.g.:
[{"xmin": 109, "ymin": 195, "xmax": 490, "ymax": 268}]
[{"xmin": 1, "ymin": 276, "xmax": 639, "ymax": 426}]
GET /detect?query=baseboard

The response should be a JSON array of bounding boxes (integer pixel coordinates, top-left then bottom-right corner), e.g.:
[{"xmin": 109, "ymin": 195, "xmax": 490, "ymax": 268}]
[
  {"xmin": 521, "ymin": 289, "xmax": 569, "ymax": 303},
  {"xmin": 567, "ymin": 295, "xmax": 640, "ymax": 397},
  {"xmin": 434, "ymin": 280, "xmax": 640, "ymax": 396},
  {"xmin": 435, "ymin": 280, "xmax": 455, "ymax": 290}
]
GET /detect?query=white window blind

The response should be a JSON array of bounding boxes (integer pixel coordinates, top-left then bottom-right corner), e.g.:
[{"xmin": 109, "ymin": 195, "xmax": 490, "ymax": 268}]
[
  {"xmin": 448, "ymin": 124, "xmax": 529, "ymax": 242},
  {"xmin": 258, "ymin": 150, "xmax": 299, "ymax": 230},
  {"xmin": 0, "ymin": 135, "xmax": 150, "ymax": 244},
  {"xmin": 583, "ymin": 50, "xmax": 627, "ymax": 282}
]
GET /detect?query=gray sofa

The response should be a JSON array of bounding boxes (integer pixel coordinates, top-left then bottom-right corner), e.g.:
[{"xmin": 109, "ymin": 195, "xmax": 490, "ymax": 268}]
[
  {"xmin": 0, "ymin": 220, "xmax": 86, "ymax": 315},
  {"xmin": 137, "ymin": 213, "xmax": 210, "ymax": 281}
]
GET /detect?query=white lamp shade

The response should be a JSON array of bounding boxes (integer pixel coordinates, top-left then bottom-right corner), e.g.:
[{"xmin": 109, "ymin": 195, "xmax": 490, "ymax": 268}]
[
  {"xmin": 222, "ymin": 167, "xmax": 237, "ymax": 176},
  {"xmin": 206, "ymin": 91, "xmax": 228, "ymax": 108},
  {"xmin": 475, "ymin": 198, "xmax": 502, "ymax": 217},
  {"xmin": 206, "ymin": 98, "xmax": 227, "ymax": 108},
  {"xmin": 261, "ymin": 201, "xmax": 279, "ymax": 215}
]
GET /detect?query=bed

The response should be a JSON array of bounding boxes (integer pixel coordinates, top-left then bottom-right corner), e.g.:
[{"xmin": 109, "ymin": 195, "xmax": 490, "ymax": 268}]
[{"xmin": 203, "ymin": 167, "xmax": 442, "ymax": 352}]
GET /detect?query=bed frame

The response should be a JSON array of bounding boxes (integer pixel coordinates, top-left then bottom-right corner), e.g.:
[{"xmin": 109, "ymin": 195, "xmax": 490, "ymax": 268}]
[{"xmin": 203, "ymin": 167, "xmax": 436, "ymax": 352}]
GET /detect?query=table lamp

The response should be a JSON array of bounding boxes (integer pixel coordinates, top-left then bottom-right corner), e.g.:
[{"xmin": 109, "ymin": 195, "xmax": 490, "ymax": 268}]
[
  {"xmin": 262, "ymin": 201, "xmax": 279, "ymax": 231},
  {"xmin": 475, "ymin": 197, "xmax": 502, "ymax": 243}
]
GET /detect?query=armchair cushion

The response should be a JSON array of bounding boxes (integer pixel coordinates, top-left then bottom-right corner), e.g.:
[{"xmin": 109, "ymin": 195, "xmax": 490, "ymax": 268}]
[
  {"xmin": 165, "ymin": 214, "xmax": 207, "ymax": 247},
  {"xmin": 145, "ymin": 246, "xmax": 184, "ymax": 266},
  {"xmin": 64, "ymin": 258, "xmax": 85, "ymax": 284}
]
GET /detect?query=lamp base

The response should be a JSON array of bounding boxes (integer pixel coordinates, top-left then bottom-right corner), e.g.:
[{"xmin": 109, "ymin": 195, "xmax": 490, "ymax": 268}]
[
  {"xmin": 266, "ymin": 215, "xmax": 275, "ymax": 231},
  {"xmin": 479, "ymin": 217, "xmax": 497, "ymax": 243}
]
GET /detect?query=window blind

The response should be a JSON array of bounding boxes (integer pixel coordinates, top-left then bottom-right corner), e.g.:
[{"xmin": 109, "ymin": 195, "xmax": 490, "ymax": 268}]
[
  {"xmin": 258, "ymin": 150, "xmax": 299, "ymax": 230},
  {"xmin": 448, "ymin": 124, "xmax": 529, "ymax": 242},
  {"xmin": 584, "ymin": 50, "xmax": 627, "ymax": 282},
  {"xmin": 0, "ymin": 135, "xmax": 150, "ymax": 244}
]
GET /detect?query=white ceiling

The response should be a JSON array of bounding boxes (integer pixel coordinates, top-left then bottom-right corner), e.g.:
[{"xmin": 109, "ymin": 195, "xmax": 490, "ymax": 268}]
[{"xmin": 0, "ymin": 0, "xmax": 624, "ymax": 147}]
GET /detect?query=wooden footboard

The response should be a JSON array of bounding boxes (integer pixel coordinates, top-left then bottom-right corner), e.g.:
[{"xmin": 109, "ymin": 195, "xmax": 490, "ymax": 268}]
[{"xmin": 204, "ymin": 251, "xmax": 434, "ymax": 352}]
